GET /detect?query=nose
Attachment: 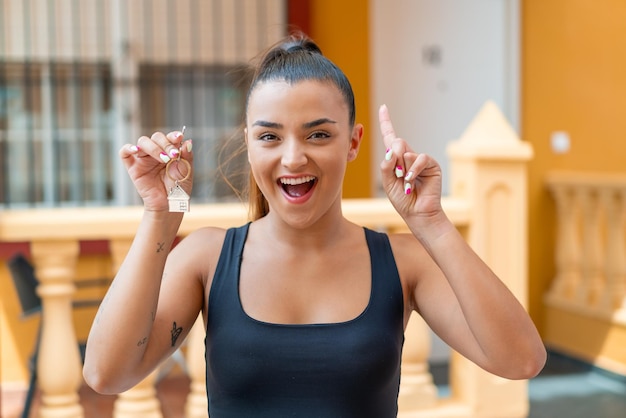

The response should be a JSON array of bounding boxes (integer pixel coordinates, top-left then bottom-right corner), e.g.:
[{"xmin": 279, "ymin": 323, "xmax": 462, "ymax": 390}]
[{"xmin": 281, "ymin": 139, "xmax": 308, "ymax": 169}]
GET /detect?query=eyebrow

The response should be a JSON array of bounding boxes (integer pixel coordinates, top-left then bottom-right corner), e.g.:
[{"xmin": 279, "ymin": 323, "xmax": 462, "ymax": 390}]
[
  {"xmin": 252, "ymin": 120, "xmax": 282, "ymax": 129},
  {"xmin": 251, "ymin": 118, "xmax": 337, "ymax": 129},
  {"xmin": 303, "ymin": 118, "xmax": 337, "ymax": 129}
]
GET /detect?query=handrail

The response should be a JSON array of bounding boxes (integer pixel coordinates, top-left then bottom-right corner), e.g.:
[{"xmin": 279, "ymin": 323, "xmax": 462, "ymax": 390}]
[{"xmin": 0, "ymin": 197, "xmax": 471, "ymax": 241}]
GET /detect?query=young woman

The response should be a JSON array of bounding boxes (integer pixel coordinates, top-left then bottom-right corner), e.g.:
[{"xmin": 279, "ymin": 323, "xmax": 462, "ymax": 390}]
[{"xmin": 83, "ymin": 34, "xmax": 546, "ymax": 417}]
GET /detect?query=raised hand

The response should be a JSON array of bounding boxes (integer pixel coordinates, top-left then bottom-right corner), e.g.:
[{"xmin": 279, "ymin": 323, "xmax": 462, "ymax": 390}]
[
  {"xmin": 378, "ymin": 105, "xmax": 443, "ymax": 222},
  {"xmin": 119, "ymin": 129, "xmax": 193, "ymax": 212}
]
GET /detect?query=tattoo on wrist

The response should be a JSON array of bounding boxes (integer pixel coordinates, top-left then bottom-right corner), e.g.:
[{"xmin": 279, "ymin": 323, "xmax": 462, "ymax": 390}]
[
  {"xmin": 171, "ymin": 322, "xmax": 183, "ymax": 347},
  {"xmin": 156, "ymin": 242, "xmax": 166, "ymax": 253},
  {"xmin": 137, "ymin": 337, "xmax": 148, "ymax": 347}
]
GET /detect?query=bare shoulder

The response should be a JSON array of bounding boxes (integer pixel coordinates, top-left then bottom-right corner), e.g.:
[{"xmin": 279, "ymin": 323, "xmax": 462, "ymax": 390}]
[
  {"xmin": 387, "ymin": 232, "xmax": 429, "ymax": 266},
  {"xmin": 169, "ymin": 226, "xmax": 228, "ymax": 281},
  {"xmin": 176, "ymin": 225, "xmax": 228, "ymax": 257},
  {"xmin": 166, "ymin": 226, "xmax": 230, "ymax": 316},
  {"xmin": 387, "ymin": 232, "xmax": 440, "ymax": 309},
  {"xmin": 181, "ymin": 226, "xmax": 228, "ymax": 250}
]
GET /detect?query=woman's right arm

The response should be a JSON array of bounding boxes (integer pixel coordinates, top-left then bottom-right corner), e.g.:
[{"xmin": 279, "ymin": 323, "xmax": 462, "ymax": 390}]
[{"xmin": 83, "ymin": 130, "xmax": 205, "ymax": 394}]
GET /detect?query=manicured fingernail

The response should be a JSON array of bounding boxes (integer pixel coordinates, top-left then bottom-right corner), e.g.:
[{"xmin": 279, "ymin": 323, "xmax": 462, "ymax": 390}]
[
  {"xmin": 405, "ymin": 171, "xmax": 413, "ymax": 181},
  {"xmin": 159, "ymin": 152, "xmax": 171, "ymax": 163},
  {"xmin": 186, "ymin": 140, "xmax": 193, "ymax": 153},
  {"xmin": 395, "ymin": 166, "xmax": 404, "ymax": 178},
  {"xmin": 385, "ymin": 148, "xmax": 393, "ymax": 161},
  {"xmin": 404, "ymin": 182, "xmax": 412, "ymax": 195},
  {"xmin": 169, "ymin": 148, "xmax": 180, "ymax": 158},
  {"xmin": 129, "ymin": 145, "xmax": 139, "ymax": 152}
]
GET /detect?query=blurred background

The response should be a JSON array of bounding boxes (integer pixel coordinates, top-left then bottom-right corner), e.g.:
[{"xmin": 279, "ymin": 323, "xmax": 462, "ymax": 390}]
[{"xmin": 1, "ymin": 0, "xmax": 625, "ymax": 417}]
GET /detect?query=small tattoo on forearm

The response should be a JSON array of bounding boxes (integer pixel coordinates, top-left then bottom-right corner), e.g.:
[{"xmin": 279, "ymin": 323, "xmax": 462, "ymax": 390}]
[
  {"xmin": 171, "ymin": 322, "xmax": 183, "ymax": 347},
  {"xmin": 156, "ymin": 242, "xmax": 166, "ymax": 253},
  {"xmin": 137, "ymin": 337, "xmax": 148, "ymax": 346}
]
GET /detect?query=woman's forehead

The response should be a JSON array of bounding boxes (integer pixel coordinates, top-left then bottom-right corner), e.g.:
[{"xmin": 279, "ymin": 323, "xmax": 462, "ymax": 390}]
[
  {"xmin": 246, "ymin": 82, "xmax": 349, "ymax": 128},
  {"xmin": 247, "ymin": 79, "xmax": 347, "ymax": 115}
]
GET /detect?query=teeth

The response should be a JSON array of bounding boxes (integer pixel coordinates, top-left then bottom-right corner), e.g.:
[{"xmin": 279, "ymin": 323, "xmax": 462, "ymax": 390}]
[{"xmin": 280, "ymin": 176, "xmax": 316, "ymax": 185}]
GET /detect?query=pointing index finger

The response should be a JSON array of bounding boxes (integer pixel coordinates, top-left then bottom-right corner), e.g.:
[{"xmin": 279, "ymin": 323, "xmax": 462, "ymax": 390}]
[{"xmin": 379, "ymin": 104, "xmax": 397, "ymax": 149}]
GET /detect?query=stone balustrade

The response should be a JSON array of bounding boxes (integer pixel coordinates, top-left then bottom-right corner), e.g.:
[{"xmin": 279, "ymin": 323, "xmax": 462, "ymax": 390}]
[
  {"xmin": 0, "ymin": 101, "xmax": 534, "ymax": 417},
  {"xmin": 544, "ymin": 171, "xmax": 626, "ymax": 375}
]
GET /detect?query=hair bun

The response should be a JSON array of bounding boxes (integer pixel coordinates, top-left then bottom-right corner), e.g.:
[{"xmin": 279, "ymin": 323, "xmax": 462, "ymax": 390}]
[{"xmin": 281, "ymin": 33, "xmax": 322, "ymax": 55}]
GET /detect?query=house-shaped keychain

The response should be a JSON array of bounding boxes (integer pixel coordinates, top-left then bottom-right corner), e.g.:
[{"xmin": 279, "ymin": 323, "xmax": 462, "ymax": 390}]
[{"xmin": 168, "ymin": 183, "xmax": 190, "ymax": 212}]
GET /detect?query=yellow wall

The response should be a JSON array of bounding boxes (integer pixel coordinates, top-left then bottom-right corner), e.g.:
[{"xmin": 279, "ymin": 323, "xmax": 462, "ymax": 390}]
[
  {"xmin": 309, "ymin": 0, "xmax": 372, "ymax": 198},
  {"xmin": 522, "ymin": 0, "xmax": 626, "ymax": 331}
]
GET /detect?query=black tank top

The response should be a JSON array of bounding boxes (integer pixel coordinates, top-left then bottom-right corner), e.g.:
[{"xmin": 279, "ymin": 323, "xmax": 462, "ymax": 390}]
[{"xmin": 206, "ymin": 223, "xmax": 405, "ymax": 417}]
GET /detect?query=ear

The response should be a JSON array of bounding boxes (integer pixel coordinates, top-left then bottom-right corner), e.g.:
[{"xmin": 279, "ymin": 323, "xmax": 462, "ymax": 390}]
[{"xmin": 347, "ymin": 124, "xmax": 364, "ymax": 162}]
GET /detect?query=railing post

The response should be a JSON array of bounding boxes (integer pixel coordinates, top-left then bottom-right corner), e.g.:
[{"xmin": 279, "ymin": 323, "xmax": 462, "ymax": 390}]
[
  {"xmin": 600, "ymin": 188, "xmax": 626, "ymax": 312},
  {"xmin": 30, "ymin": 240, "xmax": 84, "ymax": 418},
  {"xmin": 577, "ymin": 188, "xmax": 605, "ymax": 305},
  {"xmin": 446, "ymin": 101, "xmax": 533, "ymax": 418},
  {"xmin": 397, "ymin": 312, "xmax": 437, "ymax": 412},
  {"xmin": 185, "ymin": 315, "xmax": 209, "ymax": 418},
  {"xmin": 109, "ymin": 238, "xmax": 163, "ymax": 418},
  {"xmin": 546, "ymin": 186, "xmax": 582, "ymax": 302}
]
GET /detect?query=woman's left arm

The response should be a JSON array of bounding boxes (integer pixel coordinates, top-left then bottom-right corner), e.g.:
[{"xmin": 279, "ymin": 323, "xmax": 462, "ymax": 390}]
[{"xmin": 379, "ymin": 105, "xmax": 546, "ymax": 379}]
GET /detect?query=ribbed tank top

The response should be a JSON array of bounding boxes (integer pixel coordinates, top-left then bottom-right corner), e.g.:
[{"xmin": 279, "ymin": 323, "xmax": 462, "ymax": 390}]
[{"xmin": 206, "ymin": 223, "xmax": 405, "ymax": 417}]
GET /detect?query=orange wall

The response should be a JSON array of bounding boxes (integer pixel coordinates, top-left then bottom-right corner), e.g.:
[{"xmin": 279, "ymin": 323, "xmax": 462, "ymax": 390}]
[
  {"xmin": 522, "ymin": 0, "xmax": 626, "ymax": 331},
  {"xmin": 309, "ymin": 0, "xmax": 372, "ymax": 198}
]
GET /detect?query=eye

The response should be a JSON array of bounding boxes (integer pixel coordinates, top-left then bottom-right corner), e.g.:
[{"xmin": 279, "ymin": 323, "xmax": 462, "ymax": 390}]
[
  {"xmin": 308, "ymin": 131, "xmax": 331, "ymax": 141},
  {"xmin": 257, "ymin": 132, "xmax": 279, "ymax": 142}
]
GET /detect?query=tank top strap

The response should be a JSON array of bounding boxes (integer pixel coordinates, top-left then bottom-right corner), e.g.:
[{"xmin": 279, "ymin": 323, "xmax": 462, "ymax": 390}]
[
  {"xmin": 208, "ymin": 223, "xmax": 250, "ymax": 321},
  {"xmin": 363, "ymin": 227, "xmax": 404, "ymax": 320}
]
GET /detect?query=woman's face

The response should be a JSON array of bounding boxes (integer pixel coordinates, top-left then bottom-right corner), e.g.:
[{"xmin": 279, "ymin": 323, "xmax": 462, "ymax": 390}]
[{"xmin": 245, "ymin": 79, "xmax": 363, "ymax": 227}]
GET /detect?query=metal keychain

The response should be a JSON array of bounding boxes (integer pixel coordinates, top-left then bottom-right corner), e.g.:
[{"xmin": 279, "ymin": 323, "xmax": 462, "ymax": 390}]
[{"xmin": 166, "ymin": 126, "xmax": 191, "ymax": 212}]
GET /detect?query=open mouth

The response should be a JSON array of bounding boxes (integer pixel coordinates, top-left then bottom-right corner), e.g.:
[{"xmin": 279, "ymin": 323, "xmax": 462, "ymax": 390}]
[{"xmin": 279, "ymin": 176, "xmax": 317, "ymax": 198}]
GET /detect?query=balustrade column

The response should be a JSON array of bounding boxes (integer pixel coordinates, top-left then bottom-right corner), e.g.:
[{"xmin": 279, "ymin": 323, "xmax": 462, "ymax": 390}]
[
  {"xmin": 397, "ymin": 313, "xmax": 437, "ymax": 412},
  {"xmin": 109, "ymin": 238, "xmax": 163, "ymax": 418},
  {"xmin": 185, "ymin": 315, "xmax": 209, "ymax": 418},
  {"xmin": 30, "ymin": 240, "xmax": 84, "ymax": 418},
  {"xmin": 546, "ymin": 187, "xmax": 582, "ymax": 303},
  {"xmin": 577, "ymin": 188, "xmax": 605, "ymax": 306},
  {"xmin": 600, "ymin": 189, "xmax": 626, "ymax": 311}
]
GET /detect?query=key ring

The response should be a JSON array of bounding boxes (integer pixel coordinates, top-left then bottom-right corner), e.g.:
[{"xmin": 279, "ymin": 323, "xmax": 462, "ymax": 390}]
[{"xmin": 166, "ymin": 157, "xmax": 191, "ymax": 183}]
